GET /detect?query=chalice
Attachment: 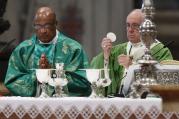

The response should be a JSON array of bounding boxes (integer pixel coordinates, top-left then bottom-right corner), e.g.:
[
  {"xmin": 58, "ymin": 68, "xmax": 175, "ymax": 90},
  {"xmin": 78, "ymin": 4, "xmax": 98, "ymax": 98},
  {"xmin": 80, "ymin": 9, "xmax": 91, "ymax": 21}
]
[{"xmin": 36, "ymin": 69, "xmax": 51, "ymax": 98}]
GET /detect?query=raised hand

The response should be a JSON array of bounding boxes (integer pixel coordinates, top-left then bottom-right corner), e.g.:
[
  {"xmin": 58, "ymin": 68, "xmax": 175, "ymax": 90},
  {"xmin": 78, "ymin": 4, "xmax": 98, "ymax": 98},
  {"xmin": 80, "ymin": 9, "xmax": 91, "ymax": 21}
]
[{"xmin": 101, "ymin": 38, "xmax": 112, "ymax": 60}]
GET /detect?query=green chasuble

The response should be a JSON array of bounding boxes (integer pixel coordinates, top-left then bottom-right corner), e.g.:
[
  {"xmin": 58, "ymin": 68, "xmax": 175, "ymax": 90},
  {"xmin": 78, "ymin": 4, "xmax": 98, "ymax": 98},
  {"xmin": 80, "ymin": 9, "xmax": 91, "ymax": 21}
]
[
  {"xmin": 4, "ymin": 32, "xmax": 91, "ymax": 97},
  {"xmin": 91, "ymin": 42, "xmax": 173, "ymax": 96}
]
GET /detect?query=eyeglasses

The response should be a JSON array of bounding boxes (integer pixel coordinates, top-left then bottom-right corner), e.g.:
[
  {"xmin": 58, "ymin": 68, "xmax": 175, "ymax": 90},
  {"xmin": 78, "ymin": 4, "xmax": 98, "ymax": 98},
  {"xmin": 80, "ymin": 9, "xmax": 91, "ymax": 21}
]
[
  {"xmin": 33, "ymin": 23, "xmax": 55, "ymax": 30},
  {"xmin": 126, "ymin": 23, "xmax": 140, "ymax": 30}
]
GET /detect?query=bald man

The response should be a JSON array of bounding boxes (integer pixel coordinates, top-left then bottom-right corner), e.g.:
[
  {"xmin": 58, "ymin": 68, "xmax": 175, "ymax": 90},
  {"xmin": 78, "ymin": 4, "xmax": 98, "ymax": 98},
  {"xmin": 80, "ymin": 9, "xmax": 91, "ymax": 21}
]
[
  {"xmin": 91, "ymin": 9, "xmax": 173, "ymax": 97},
  {"xmin": 4, "ymin": 7, "xmax": 91, "ymax": 97}
]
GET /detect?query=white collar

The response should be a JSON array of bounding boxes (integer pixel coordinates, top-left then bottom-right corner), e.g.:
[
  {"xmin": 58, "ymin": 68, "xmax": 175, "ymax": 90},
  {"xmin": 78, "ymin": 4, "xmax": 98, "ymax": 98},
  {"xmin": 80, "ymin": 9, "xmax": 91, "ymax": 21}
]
[
  {"xmin": 129, "ymin": 41, "xmax": 143, "ymax": 47},
  {"xmin": 128, "ymin": 39, "xmax": 160, "ymax": 48},
  {"xmin": 126, "ymin": 42, "xmax": 143, "ymax": 55},
  {"xmin": 126, "ymin": 40, "xmax": 160, "ymax": 55},
  {"xmin": 39, "ymin": 30, "xmax": 59, "ymax": 44}
]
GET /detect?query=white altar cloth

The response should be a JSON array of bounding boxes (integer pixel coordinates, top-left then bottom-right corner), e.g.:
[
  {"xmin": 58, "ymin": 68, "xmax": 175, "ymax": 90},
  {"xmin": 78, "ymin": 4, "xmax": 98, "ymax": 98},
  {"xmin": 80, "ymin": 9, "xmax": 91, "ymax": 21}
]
[{"xmin": 0, "ymin": 97, "xmax": 162, "ymax": 119}]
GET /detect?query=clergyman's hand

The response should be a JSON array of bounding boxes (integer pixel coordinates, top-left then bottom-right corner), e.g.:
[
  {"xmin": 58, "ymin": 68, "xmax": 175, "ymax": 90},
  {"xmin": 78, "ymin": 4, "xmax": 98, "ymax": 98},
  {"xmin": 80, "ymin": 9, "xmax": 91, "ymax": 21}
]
[
  {"xmin": 118, "ymin": 54, "xmax": 133, "ymax": 69},
  {"xmin": 39, "ymin": 54, "xmax": 50, "ymax": 69},
  {"xmin": 101, "ymin": 37, "xmax": 112, "ymax": 60}
]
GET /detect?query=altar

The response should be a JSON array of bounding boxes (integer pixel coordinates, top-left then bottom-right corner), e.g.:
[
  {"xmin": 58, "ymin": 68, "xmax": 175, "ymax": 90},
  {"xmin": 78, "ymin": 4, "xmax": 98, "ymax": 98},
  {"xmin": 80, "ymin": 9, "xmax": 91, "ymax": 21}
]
[{"xmin": 0, "ymin": 97, "xmax": 163, "ymax": 119}]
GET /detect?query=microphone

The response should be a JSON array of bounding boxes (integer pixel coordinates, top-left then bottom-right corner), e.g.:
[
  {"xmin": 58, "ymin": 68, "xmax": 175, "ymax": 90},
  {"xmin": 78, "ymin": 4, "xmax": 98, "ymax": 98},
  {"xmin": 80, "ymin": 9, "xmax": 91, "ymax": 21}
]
[
  {"xmin": 107, "ymin": 84, "xmax": 125, "ymax": 98},
  {"xmin": 108, "ymin": 75, "xmax": 126, "ymax": 98},
  {"xmin": 152, "ymin": 40, "xmax": 174, "ymax": 57},
  {"xmin": 117, "ymin": 84, "xmax": 125, "ymax": 97},
  {"xmin": 116, "ymin": 73, "xmax": 128, "ymax": 97}
]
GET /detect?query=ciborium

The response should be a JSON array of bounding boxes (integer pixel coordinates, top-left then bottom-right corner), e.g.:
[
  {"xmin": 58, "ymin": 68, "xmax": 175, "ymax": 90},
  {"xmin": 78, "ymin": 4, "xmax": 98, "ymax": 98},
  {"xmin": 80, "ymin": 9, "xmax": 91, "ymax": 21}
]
[{"xmin": 48, "ymin": 63, "xmax": 68, "ymax": 97}]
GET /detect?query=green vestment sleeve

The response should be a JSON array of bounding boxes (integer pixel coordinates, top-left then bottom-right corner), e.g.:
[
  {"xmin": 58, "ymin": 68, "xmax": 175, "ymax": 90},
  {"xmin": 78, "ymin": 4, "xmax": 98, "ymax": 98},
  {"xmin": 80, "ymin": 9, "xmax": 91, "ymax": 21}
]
[
  {"xmin": 4, "ymin": 41, "xmax": 37, "ymax": 96},
  {"xmin": 151, "ymin": 43, "xmax": 173, "ymax": 62}
]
